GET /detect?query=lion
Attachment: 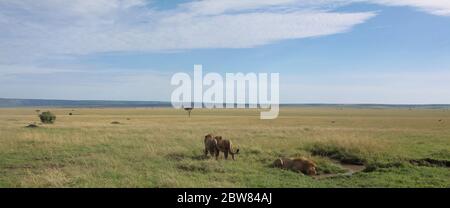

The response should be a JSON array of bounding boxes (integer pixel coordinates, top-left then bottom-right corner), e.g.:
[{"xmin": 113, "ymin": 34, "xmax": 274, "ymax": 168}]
[
  {"xmin": 204, "ymin": 134, "xmax": 218, "ymax": 158},
  {"xmin": 273, "ymin": 157, "xmax": 317, "ymax": 176},
  {"xmin": 214, "ymin": 136, "xmax": 239, "ymax": 160}
]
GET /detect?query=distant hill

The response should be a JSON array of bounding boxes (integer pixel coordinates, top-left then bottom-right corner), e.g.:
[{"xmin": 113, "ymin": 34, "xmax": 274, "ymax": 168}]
[
  {"xmin": 0, "ymin": 98, "xmax": 449, "ymax": 109},
  {"xmin": 0, "ymin": 98, "xmax": 171, "ymax": 108}
]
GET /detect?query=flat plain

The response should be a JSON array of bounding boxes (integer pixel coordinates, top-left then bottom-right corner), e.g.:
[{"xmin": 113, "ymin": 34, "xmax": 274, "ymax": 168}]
[{"xmin": 0, "ymin": 107, "xmax": 449, "ymax": 187}]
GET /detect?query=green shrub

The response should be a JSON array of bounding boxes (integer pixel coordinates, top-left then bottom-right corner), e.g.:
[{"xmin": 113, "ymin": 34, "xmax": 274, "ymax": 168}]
[{"xmin": 39, "ymin": 111, "xmax": 56, "ymax": 124}]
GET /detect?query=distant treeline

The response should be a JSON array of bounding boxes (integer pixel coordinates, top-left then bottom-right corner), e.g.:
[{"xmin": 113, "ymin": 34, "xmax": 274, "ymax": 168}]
[
  {"xmin": 0, "ymin": 98, "xmax": 170, "ymax": 108},
  {"xmin": 0, "ymin": 98, "xmax": 449, "ymax": 109}
]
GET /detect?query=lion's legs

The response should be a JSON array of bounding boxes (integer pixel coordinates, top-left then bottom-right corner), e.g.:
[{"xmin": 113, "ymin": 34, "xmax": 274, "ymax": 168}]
[
  {"xmin": 214, "ymin": 150, "xmax": 219, "ymax": 160},
  {"xmin": 224, "ymin": 151, "xmax": 229, "ymax": 160},
  {"xmin": 230, "ymin": 153, "xmax": 235, "ymax": 160},
  {"xmin": 204, "ymin": 148, "xmax": 208, "ymax": 157}
]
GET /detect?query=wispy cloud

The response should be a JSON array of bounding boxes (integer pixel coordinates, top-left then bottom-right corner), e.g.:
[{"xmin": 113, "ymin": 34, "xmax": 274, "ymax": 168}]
[
  {"xmin": 0, "ymin": 0, "xmax": 376, "ymax": 64},
  {"xmin": 1, "ymin": 0, "xmax": 450, "ymax": 65},
  {"xmin": 3, "ymin": 64, "xmax": 450, "ymax": 103},
  {"xmin": 0, "ymin": 65, "xmax": 83, "ymax": 76},
  {"xmin": 369, "ymin": 0, "xmax": 450, "ymax": 16},
  {"xmin": 1, "ymin": 0, "xmax": 450, "ymax": 103}
]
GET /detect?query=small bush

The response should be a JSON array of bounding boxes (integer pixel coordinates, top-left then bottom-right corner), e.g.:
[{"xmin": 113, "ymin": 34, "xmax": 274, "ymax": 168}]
[
  {"xmin": 39, "ymin": 111, "xmax": 56, "ymax": 124},
  {"xmin": 111, "ymin": 121, "xmax": 121, "ymax": 124}
]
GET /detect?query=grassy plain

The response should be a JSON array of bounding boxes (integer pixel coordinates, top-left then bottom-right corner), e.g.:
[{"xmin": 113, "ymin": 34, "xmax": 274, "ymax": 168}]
[{"xmin": 0, "ymin": 107, "xmax": 449, "ymax": 187}]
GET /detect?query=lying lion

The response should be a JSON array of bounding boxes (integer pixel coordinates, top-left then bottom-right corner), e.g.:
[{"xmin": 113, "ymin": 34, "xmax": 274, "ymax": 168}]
[
  {"xmin": 273, "ymin": 157, "xmax": 317, "ymax": 176},
  {"xmin": 204, "ymin": 134, "xmax": 239, "ymax": 160}
]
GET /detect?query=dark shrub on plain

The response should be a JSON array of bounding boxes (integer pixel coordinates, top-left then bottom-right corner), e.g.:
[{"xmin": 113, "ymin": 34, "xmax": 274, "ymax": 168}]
[
  {"xmin": 25, "ymin": 123, "xmax": 39, "ymax": 128},
  {"xmin": 39, "ymin": 111, "xmax": 56, "ymax": 124}
]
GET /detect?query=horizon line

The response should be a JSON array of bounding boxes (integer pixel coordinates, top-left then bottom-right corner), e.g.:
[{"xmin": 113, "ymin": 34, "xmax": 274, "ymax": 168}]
[{"xmin": 1, "ymin": 97, "xmax": 450, "ymax": 106}]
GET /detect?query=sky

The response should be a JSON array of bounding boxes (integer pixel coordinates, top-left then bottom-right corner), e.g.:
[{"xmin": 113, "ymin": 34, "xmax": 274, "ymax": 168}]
[{"xmin": 0, "ymin": 0, "xmax": 450, "ymax": 104}]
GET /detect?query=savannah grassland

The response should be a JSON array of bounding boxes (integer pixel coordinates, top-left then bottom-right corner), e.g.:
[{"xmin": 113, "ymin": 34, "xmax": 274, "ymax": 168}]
[{"xmin": 0, "ymin": 107, "xmax": 449, "ymax": 188}]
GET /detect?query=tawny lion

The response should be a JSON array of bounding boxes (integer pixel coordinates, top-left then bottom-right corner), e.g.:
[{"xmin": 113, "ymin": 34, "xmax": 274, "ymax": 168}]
[
  {"xmin": 203, "ymin": 134, "xmax": 239, "ymax": 160},
  {"xmin": 273, "ymin": 157, "xmax": 317, "ymax": 176},
  {"xmin": 204, "ymin": 134, "xmax": 218, "ymax": 158},
  {"xmin": 214, "ymin": 136, "xmax": 239, "ymax": 160}
]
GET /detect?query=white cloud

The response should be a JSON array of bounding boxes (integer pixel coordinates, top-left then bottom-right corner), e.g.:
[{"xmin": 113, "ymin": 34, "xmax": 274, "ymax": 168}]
[
  {"xmin": 0, "ymin": 65, "xmax": 81, "ymax": 76},
  {"xmin": 1, "ymin": 0, "xmax": 450, "ymax": 64},
  {"xmin": 181, "ymin": 0, "xmax": 450, "ymax": 16},
  {"xmin": 180, "ymin": 0, "xmax": 299, "ymax": 15},
  {"xmin": 0, "ymin": 0, "xmax": 376, "ymax": 64},
  {"xmin": 3, "ymin": 64, "xmax": 450, "ymax": 103},
  {"xmin": 369, "ymin": 0, "xmax": 450, "ymax": 16}
]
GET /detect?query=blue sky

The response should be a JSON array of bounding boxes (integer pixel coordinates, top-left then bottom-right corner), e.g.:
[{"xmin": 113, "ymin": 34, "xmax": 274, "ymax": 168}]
[{"xmin": 1, "ymin": 0, "xmax": 450, "ymax": 104}]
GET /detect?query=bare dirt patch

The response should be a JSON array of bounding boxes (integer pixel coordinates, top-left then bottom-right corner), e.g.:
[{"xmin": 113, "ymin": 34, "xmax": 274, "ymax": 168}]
[{"xmin": 314, "ymin": 160, "xmax": 366, "ymax": 179}]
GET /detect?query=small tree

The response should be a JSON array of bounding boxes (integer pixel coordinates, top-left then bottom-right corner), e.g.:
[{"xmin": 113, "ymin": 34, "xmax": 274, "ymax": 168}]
[
  {"xmin": 184, "ymin": 107, "xmax": 193, "ymax": 118},
  {"xmin": 39, "ymin": 111, "xmax": 56, "ymax": 124}
]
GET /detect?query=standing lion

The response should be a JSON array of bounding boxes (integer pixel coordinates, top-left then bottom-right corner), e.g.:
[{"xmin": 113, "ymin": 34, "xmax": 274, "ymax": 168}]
[
  {"xmin": 214, "ymin": 136, "xmax": 239, "ymax": 160},
  {"xmin": 204, "ymin": 134, "xmax": 218, "ymax": 158}
]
